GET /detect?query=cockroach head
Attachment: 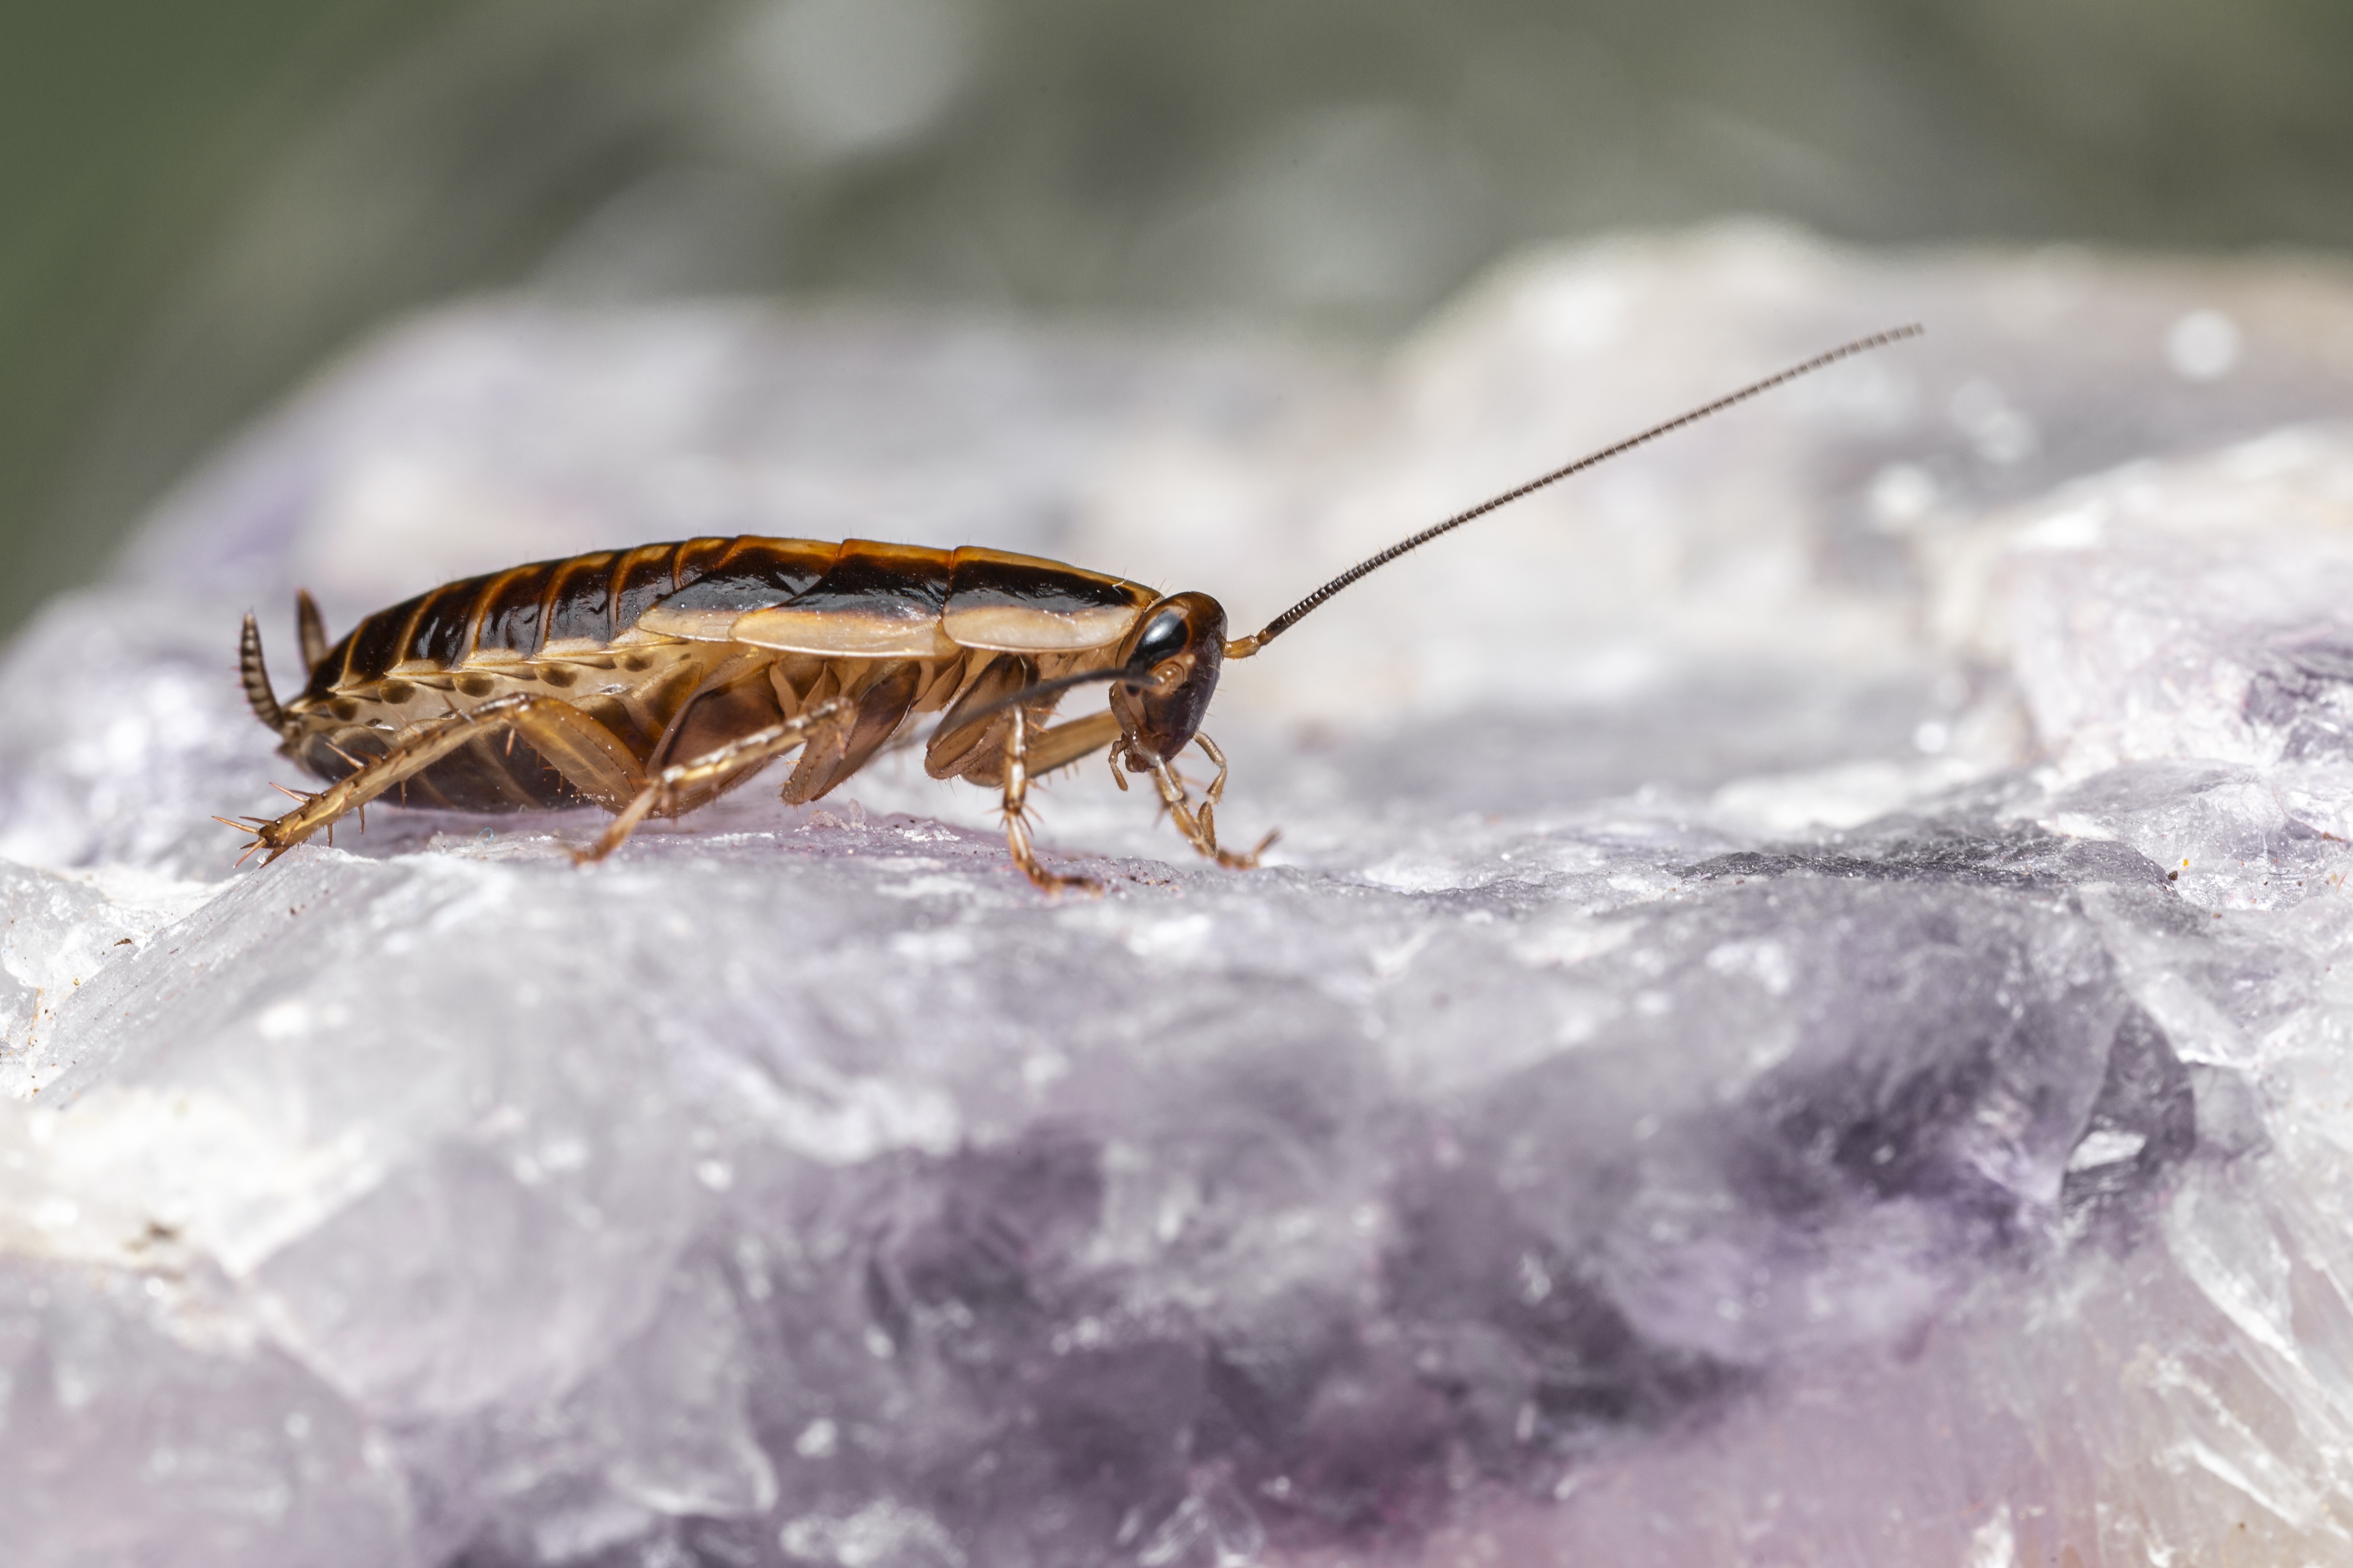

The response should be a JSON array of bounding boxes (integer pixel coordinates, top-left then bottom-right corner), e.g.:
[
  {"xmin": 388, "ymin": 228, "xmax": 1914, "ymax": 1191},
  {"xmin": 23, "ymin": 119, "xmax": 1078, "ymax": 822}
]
[{"xmin": 1111, "ymin": 591, "xmax": 1227, "ymax": 766}]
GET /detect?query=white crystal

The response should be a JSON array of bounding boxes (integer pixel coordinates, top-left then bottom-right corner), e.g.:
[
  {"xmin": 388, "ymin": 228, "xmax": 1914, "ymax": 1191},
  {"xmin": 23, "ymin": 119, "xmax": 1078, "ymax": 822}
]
[{"xmin": 5, "ymin": 226, "xmax": 2353, "ymax": 1565}]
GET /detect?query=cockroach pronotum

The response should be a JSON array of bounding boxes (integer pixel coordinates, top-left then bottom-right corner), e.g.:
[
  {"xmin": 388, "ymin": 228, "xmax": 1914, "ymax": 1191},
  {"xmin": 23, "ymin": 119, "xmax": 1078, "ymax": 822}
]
[{"xmin": 226, "ymin": 326, "xmax": 1921, "ymax": 891}]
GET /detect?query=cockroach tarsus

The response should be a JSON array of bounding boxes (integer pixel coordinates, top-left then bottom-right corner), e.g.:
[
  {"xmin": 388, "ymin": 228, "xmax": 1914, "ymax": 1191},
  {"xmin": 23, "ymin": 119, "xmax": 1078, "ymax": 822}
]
[{"xmin": 226, "ymin": 326, "xmax": 1922, "ymax": 891}]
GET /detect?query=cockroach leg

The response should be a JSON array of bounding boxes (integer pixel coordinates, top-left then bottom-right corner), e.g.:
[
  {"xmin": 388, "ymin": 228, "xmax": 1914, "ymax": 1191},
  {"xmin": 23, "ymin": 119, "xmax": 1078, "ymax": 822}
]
[
  {"xmin": 575, "ymin": 697, "xmax": 852, "ymax": 865},
  {"xmin": 211, "ymin": 814, "xmax": 279, "ymax": 867},
  {"xmin": 1145, "ymin": 754, "xmax": 1274, "ymax": 871},
  {"xmin": 1193, "ymin": 732, "xmax": 1232, "ymax": 808},
  {"xmin": 1024, "ymin": 709, "xmax": 1122, "ymax": 774},
  {"xmin": 237, "ymin": 695, "xmax": 645, "ymax": 864},
  {"xmin": 1001, "ymin": 707, "xmax": 1100, "ymax": 895},
  {"xmin": 1186, "ymin": 732, "xmax": 1274, "ymax": 862}
]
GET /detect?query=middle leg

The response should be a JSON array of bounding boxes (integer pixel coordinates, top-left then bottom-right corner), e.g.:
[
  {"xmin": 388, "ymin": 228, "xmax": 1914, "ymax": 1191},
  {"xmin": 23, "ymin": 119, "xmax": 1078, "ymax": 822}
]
[
  {"xmin": 577, "ymin": 696, "xmax": 853, "ymax": 863},
  {"xmin": 1000, "ymin": 706, "xmax": 1104, "ymax": 894}
]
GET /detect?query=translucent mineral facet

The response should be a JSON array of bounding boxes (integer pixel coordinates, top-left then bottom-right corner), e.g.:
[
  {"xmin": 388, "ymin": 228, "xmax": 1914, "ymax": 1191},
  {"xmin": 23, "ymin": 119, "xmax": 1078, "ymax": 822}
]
[{"xmin": 7, "ymin": 227, "xmax": 2353, "ymax": 1565}]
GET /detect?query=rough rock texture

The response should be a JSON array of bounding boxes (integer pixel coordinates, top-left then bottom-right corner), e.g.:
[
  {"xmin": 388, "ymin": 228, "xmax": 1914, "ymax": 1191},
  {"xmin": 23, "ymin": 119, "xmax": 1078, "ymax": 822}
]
[{"xmin": 6, "ymin": 225, "xmax": 2353, "ymax": 1566}]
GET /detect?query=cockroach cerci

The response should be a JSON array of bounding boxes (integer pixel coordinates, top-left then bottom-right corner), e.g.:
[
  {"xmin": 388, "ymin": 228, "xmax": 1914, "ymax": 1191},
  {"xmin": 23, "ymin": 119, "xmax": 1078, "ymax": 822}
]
[{"xmin": 227, "ymin": 326, "xmax": 1921, "ymax": 891}]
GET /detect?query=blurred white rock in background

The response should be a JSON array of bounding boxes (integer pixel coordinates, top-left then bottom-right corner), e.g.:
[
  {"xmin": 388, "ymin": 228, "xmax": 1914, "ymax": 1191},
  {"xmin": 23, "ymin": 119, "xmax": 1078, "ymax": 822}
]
[{"xmin": 6, "ymin": 226, "xmax": 2353, "ymax": 1565}]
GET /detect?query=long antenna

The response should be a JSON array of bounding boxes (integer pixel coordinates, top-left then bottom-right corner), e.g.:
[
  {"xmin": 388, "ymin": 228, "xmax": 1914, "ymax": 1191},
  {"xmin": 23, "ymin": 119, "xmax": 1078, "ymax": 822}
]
[{"xmin": 1225, "ymin": 323, "xmax": 1923, "ymax": 658}]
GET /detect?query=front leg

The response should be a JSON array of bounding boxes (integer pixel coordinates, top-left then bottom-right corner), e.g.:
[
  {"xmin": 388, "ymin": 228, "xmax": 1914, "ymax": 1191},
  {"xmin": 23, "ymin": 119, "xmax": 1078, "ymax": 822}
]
[
  {"xmin": 1144, "ymin": 732, "xmax": 1275, "ymax": 871},
  {"xmin": 1001, "ymin": 706, "xmax": 1100, "ymax": 894}
]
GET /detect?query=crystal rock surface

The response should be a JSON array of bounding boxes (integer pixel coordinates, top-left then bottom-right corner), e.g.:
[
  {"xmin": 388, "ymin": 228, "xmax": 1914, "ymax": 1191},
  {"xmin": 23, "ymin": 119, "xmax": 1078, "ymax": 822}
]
[{"xmin": 7, "ymin": 225, "xmax": 2353, "ymax": 1566}]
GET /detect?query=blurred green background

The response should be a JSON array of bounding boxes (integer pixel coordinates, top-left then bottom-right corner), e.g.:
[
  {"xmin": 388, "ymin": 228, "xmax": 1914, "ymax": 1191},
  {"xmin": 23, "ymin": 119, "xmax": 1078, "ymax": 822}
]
[{"xmin": 4, "ymin": 0, "xmax": 2350, "ymax": 632}]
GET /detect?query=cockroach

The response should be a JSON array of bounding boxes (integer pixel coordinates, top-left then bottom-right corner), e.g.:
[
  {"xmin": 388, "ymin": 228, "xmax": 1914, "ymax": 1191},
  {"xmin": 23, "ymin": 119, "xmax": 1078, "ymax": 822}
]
[{"xmin": 227, "ymin": 326, "xmax": 1920, "ymax": 890}]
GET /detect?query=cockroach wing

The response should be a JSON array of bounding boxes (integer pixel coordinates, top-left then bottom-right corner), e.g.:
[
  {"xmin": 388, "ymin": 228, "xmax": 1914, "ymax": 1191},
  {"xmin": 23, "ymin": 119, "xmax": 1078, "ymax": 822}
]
[
  {"xmin": 633, "ymin": 538, "xmax": 840, "ymax": 641},
  {"xmin": 939, "ymin": 545, "xmax": 1154, "ymax": 653},
  {"xmin": 730, "ymin": 539, "xmax": 961, "ymax": 657}
]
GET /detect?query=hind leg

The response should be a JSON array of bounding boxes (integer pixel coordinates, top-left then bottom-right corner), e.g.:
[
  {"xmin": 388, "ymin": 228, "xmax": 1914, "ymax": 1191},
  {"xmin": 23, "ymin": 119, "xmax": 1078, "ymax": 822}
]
[{"xmin": 223, "ymin": 695, "xmax": 647, "ymax": 864}]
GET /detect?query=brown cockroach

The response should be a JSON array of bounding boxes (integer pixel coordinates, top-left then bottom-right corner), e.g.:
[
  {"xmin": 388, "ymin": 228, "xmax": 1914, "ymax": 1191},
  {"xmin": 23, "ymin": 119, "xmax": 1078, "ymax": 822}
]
[{"xmin": 227, "ymin": 326, "xmax": 1920, "ymax": 890}]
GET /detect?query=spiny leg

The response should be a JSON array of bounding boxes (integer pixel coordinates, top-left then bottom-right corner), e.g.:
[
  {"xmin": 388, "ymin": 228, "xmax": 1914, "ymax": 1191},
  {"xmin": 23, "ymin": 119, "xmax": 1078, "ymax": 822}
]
[
  {"xmin": 224, "ymin": 694, "xmax": 647, "ymax": 864},
  {"xmin": 576, "ymin": 697, "xmax": 852, "ymax": 864},
  {"xmin": 1001, "ymin": 706, "xmax": 1101, "ymax": 894},
  {"xmin": 1144, "ymin": 733, "xmax": 1275, "ymax": 871}
]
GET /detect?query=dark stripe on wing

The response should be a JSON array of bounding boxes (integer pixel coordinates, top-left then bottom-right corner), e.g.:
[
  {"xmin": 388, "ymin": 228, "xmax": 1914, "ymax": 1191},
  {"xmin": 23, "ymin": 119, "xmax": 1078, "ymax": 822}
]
[
  {"xmin": 648, "ymin": 537, "xmax": 837, "ymax": 616},
  {"xmin": 946, "ymin": 547, "xmax": 1152, "ymax": 617},
  {"xmin": 791, "ymin": 539, "xmax": 953, "ymax": 622}
]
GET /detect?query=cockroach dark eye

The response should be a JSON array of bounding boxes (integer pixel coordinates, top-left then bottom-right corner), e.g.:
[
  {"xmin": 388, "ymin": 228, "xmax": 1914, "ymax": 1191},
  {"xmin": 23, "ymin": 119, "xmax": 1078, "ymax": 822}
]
[{"xmin": 1129, "ymin": 608, "xmax": 1191, "ymax": 670}]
